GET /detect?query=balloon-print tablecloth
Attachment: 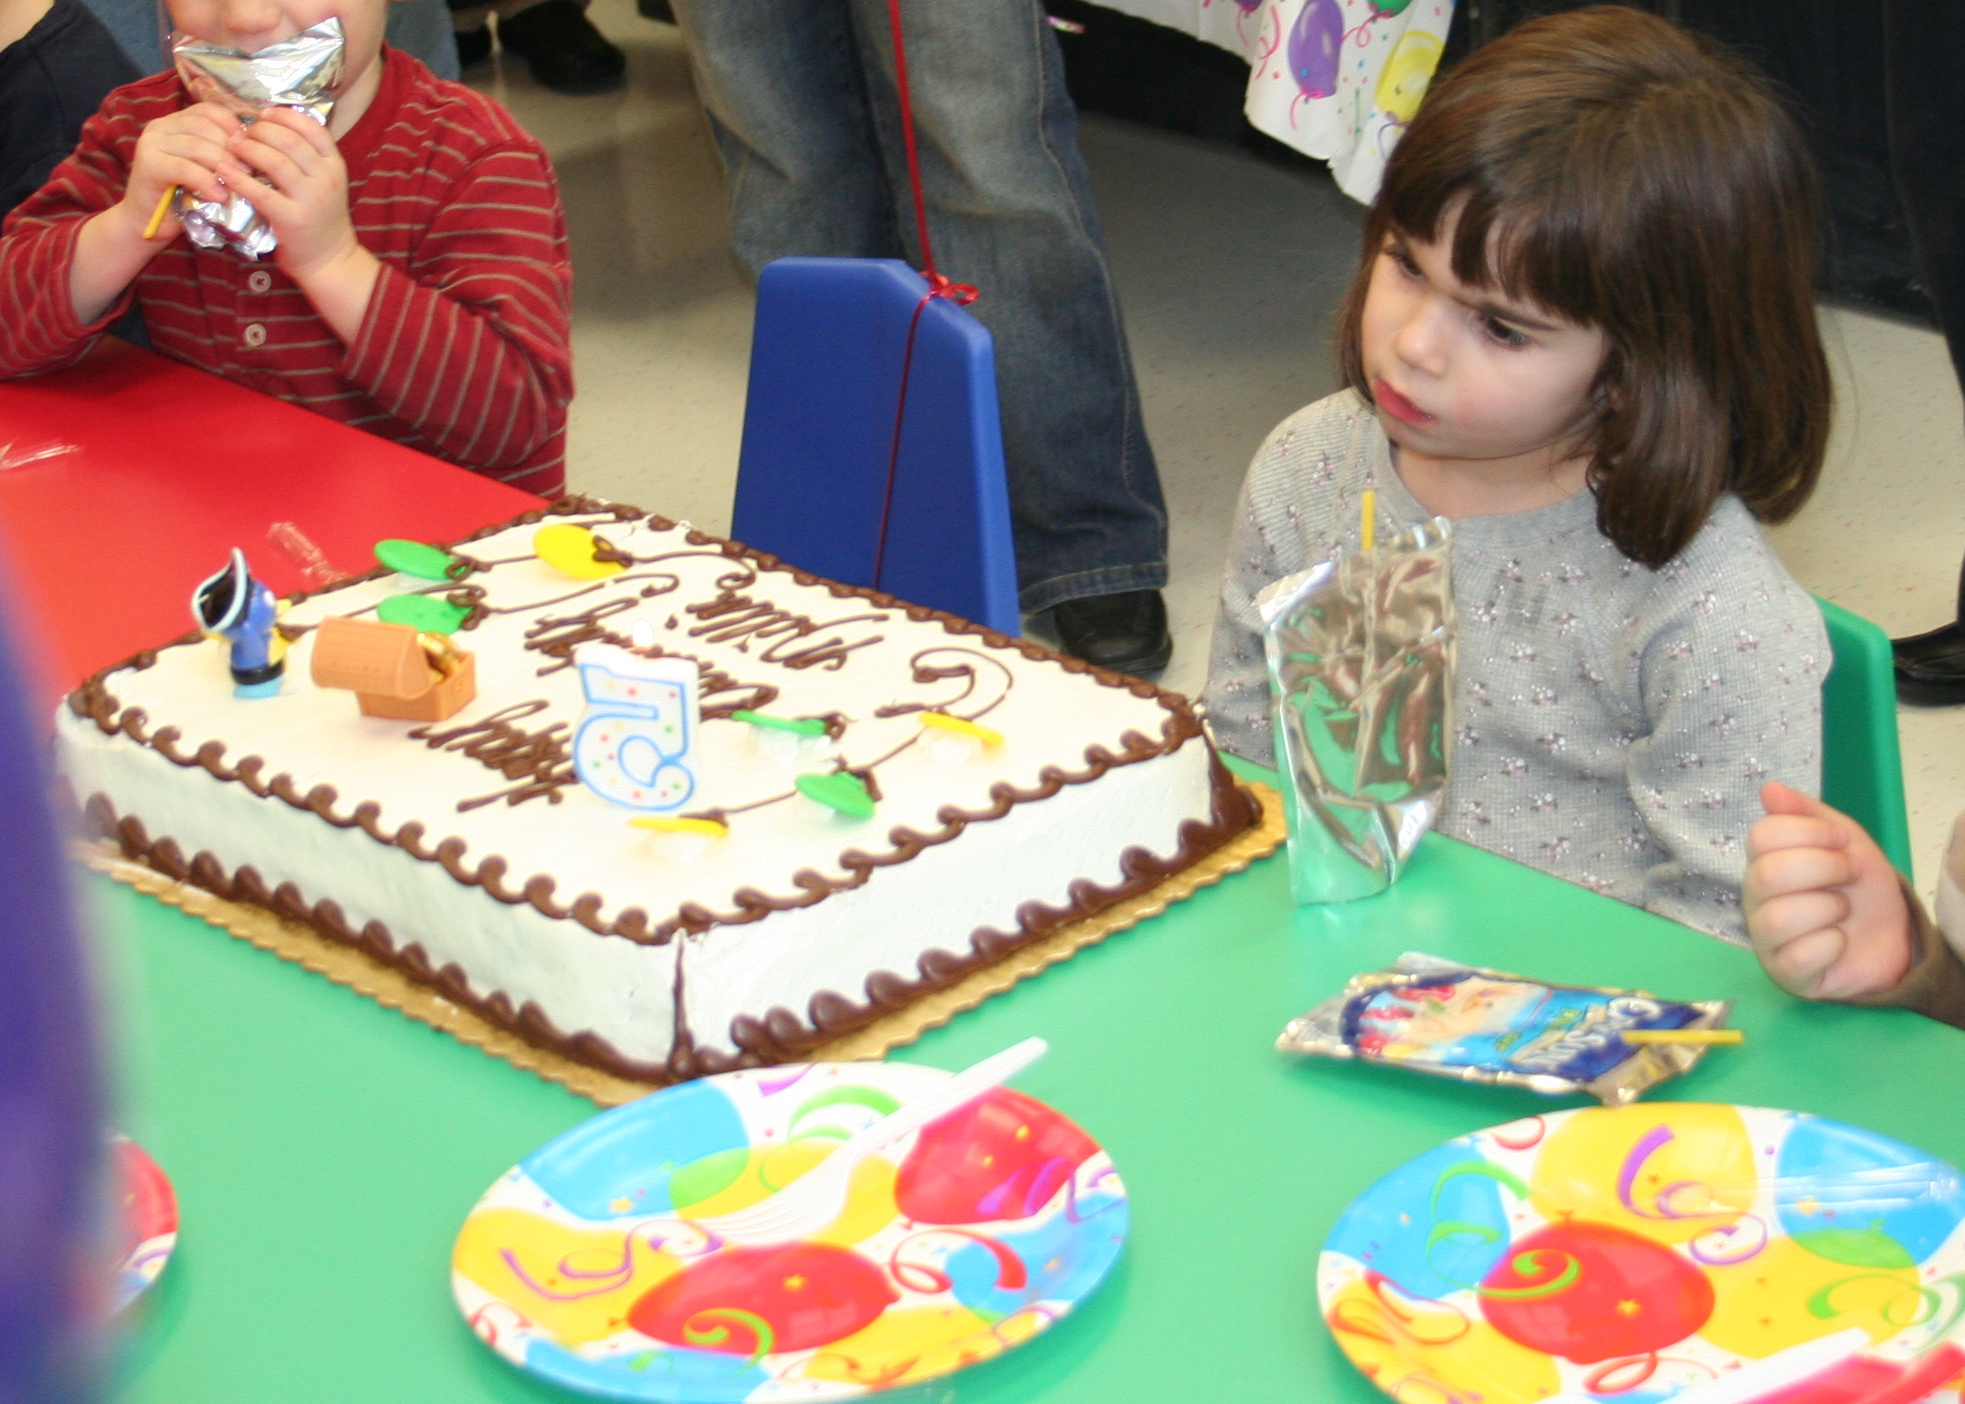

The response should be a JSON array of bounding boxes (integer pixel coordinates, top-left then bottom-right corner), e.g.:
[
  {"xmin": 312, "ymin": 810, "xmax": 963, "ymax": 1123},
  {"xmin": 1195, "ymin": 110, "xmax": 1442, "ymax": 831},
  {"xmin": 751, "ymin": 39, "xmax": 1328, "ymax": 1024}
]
[{"xmin": 1085, "ymin": 0, "xmax": 1453, "ymax": 203}]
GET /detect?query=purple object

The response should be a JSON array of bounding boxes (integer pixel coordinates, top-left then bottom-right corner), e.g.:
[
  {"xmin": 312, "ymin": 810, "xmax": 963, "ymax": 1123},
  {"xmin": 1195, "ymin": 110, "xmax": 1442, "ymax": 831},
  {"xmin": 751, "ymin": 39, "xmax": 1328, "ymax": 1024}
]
[
  {"xmin": 1289, "ymin": 0, "xmax": 1343, "ymax": 99},
  {"xmin": 0, "ymin": 559, "xmax": 104, "ymax": 1403}
]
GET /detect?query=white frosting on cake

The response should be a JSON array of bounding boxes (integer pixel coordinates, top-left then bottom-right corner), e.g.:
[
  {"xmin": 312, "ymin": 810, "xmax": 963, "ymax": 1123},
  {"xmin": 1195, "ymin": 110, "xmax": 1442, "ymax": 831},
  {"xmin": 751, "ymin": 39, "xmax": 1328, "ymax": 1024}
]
[{"xmin": 58, "ymin": 507, "xmax": 1239, "ymax": 1074}]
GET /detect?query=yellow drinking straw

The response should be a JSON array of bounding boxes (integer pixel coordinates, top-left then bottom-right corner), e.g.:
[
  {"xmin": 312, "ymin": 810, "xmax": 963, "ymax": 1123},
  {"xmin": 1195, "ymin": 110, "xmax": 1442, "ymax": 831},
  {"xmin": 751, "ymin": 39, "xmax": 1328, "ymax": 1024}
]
[
  {"xmin": 1621, "ymin": 1028, "xmax": 1744, "ymax": 1046},
  {"xmin": 142, "ymin": 186, "xmax": 179, "ymax": 240},
  {"xmin": 1361, "ymin": 489, "xmax": 1376, "ymax": 552}
]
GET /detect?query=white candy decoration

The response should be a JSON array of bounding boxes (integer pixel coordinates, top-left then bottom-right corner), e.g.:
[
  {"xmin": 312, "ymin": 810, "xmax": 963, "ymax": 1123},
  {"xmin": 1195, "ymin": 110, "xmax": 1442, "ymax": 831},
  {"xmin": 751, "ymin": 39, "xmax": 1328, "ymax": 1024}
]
[{"xmin": 572, "ymin": 644, "xmax": 699, "ymax": 811}]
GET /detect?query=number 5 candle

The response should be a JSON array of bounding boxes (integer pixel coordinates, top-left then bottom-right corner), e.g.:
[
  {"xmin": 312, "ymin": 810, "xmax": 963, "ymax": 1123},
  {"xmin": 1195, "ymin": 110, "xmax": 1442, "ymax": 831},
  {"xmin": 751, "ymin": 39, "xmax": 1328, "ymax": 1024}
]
[{"xmin": 571, "ymin": 644, "xmax": 700, "ymax": 811}]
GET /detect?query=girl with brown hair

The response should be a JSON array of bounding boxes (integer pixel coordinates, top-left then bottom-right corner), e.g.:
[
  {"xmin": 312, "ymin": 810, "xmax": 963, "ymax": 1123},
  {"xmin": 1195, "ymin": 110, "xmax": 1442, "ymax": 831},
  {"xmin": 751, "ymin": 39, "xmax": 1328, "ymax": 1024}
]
[{"xmin": 1204, "ymin": 5, "xmax": 1832, "ymax": 942}]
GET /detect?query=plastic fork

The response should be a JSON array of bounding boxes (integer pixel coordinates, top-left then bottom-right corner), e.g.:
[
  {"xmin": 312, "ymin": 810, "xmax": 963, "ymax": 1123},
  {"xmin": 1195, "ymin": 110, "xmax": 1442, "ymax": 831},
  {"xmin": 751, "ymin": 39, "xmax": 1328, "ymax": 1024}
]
[{"xmin": 696, "ymin": 1036, "xmax": 1049, "ymax": 1245}]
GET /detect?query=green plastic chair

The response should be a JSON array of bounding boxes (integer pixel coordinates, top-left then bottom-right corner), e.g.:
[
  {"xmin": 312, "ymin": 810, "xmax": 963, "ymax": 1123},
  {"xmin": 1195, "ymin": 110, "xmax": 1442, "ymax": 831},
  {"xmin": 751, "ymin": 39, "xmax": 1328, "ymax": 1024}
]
[{"xmin": 1816, "ymin": 596, "xmax": 1914, "ymax": 880}]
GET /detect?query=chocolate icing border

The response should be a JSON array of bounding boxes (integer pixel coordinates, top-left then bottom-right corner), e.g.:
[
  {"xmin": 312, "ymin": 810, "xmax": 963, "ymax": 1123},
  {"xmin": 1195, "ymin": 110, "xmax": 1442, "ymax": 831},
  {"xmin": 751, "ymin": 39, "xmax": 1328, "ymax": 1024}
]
[
  {"xmin": 81, "ymin": 749, "xmax": 1259, "ymax": 1082},
  {"xmin": 67, "ymin": 496, "xmax": 1251, "ymax": 948}
]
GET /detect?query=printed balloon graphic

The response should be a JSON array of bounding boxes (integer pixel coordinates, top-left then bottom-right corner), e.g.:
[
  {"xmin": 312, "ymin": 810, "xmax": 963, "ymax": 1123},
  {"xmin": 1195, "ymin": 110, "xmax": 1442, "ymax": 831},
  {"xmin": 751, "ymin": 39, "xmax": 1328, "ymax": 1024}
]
[
  {"xmin": 1775, "ymin": 1116, "xmax": 1965, "ymax": 1269},
  {"xmin": 453, "ymin": 1208, "xmax": 686, "ymax": 1345},
  {"xmin": 1324, "ymin": 1274, "xmax": 1559, "ymax": 1404},
  {"xmin": 628, "ymin": 1243, "xmax": 898, "ymax": 1357},
  {"xmin": 1374, "ymin": 29, "xmax": 1443, "ymax": 126},
  {"xmin": 1288, "ymin": 0, "xmax": 1343, "ymax": 100},
  {"xmin": 1479, "ymin": 1221, "xmax": 1713, "ymax": 1363},
  {"xmin": 896, "ymin": 1088, "xmax": 1097, "ymax": 1225},
  {"xmin": 1529, "ymin": 1104, "xmax": 1755, "ymax": 1246},
  {"xmin": 1323, "ymin": 1143, "xmax": 1515, "ymax": 1301},
  {"xmin": 1699, "ymin": 1235, "xmax": 1919, "ymax": 1358},
  {"xmin": 1367, "ymin": 0, "xmax": 1412, "ymax": 12}
]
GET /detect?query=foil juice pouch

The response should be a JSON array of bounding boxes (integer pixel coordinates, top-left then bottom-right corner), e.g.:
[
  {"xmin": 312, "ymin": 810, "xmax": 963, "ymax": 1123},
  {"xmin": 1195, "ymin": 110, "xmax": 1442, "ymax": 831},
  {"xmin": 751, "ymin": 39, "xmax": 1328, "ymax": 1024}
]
[
  {"xmin": 1278, "ymin": 953, "xmax": 1731, "ymax": 1105},
  {"xmin": 1257, "ymin": 516, "xmax": 1453, "ymax": 904},
  {"xmin": 171, "ymin": 18, "xmax": 344, "ymax": 258}
]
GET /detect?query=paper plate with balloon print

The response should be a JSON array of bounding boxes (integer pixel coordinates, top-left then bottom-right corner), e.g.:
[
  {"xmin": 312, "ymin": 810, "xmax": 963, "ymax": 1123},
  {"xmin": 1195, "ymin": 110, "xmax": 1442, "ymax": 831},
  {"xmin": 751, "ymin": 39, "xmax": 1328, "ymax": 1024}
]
[
  {"xmin": 1319, "ymin": 1104, "xmax": 1965, "ymax": 1403},
  {"xmin": 453, "ymin": 1061, "xmax": 1128, "ymax": 1401},
  {"xmin": 112, "ymin": 1136, "xmax": 178, "ymax": 1313}
]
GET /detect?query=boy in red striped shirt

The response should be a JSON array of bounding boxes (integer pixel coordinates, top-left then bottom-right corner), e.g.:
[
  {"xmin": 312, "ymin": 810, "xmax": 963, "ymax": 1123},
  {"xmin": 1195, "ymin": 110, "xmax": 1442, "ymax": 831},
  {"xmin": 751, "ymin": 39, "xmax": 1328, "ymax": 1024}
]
[{"xmin": 0, "ymin": 0, "xmax": 573, "ymax": 496}]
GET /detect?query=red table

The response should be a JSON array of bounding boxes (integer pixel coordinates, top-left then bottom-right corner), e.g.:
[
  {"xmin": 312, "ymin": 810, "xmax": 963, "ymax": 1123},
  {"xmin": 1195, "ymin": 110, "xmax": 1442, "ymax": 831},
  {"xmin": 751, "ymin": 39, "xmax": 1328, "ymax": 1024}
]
[{"xmin": 0, "ymin": 339, "xmax": 541, "ymax": 712}]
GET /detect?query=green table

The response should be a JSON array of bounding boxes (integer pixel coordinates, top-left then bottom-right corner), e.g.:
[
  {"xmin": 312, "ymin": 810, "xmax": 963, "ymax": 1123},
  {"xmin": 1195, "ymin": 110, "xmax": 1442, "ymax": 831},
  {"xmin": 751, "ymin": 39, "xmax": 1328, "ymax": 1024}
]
[{"xmin": 103, "ymin": 760, "xmax": 1965, "ymax": 1403}]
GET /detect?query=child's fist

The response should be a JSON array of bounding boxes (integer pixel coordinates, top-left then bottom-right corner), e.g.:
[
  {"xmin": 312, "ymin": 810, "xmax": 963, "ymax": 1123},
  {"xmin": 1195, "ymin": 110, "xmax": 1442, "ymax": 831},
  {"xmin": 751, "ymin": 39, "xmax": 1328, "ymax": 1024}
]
[
  {"xmin": 123, "ymin": 101, "xmax": 242, "ymax": 237},
  {"xmin": 215, "ymin": 106, "xmax": 356, "ymax": 282},
  {"xmin": 1744, "ymin": 781, "xmax": 1913, "ymax": 1000}
]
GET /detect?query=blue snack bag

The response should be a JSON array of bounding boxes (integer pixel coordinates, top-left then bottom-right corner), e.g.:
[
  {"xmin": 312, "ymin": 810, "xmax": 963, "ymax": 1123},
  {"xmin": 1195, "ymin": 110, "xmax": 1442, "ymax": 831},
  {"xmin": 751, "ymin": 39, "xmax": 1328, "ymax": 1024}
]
[{"xmin": 1278, "ymin": 952, "xmax": 1730, "ymax": 1104}]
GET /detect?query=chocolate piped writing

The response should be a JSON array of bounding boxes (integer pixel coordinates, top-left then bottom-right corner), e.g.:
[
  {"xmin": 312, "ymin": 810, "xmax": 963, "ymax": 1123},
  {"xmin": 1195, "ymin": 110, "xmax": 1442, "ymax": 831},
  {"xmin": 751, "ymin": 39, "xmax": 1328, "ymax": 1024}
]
[
  {"xmin": 64, "ymin": 495, "xmax": 1243, "ymax": 957},
  {"xmin": 408, "ymin": 700, "xmax": 578, "ymax": 810},
  {"xmin": 519, "ymin": 598, "xmax": 781, "ymax": 719},
  {"xmin": 684, "ymin": 588, "xmax": 887, "ymax": 670}
]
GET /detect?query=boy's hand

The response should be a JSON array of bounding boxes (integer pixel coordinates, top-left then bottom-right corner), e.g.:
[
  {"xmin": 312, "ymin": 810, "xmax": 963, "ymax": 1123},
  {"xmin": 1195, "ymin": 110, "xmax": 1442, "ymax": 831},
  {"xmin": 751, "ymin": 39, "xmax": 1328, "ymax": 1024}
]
[
  {"xmin": 216, "ymin": 105, "xmax": 359, "ymax": 282},
  {"xmin": 71, "ymin": 101, "xmax": 241, "ymax": 325},
  {"xmin": 214, "ymin": 105, "xmax": 380, "ymax": 343},
  {"xmin": 120, "ymin": 101, "xmax": 242, "ymax": 239},
  {"xmin": 1745, "ymin": 781, "xmax": 1913, "ymax": 1000}
]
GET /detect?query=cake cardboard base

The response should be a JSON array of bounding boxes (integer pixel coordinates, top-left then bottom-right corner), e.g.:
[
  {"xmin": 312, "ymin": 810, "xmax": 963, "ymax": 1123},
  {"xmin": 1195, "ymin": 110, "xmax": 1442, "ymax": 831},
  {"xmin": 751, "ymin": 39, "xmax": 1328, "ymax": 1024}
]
[{"xmin": 81, "ymin": 781, "xmax": 1285, "ymax": 1107}]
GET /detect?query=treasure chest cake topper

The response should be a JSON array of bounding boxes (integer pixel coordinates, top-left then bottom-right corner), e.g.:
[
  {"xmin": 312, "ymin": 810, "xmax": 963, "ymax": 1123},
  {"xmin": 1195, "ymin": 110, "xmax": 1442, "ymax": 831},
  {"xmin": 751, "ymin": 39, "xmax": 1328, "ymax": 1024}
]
[{"xmin": 310, "ymin": 615, "xmax": 476, "ymax": 721}]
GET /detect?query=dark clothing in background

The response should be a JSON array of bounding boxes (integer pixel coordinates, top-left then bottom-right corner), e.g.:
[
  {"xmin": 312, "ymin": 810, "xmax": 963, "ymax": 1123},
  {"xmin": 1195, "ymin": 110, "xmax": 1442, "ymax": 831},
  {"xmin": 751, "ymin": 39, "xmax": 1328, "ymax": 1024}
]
[
  {"xmin": 1881, "ymin": 2, "xmax": 1965, "ymax": 381},
  {"xmin": 1674, "ymin": 2, "xmax": 1957, "ymax": 340},
  {"xmin": 2, "ymin": 0, "xmax": 146, "ymax": 346},
  {"xmin": 0, "ymin": 0, "xmax": 138, "ymax": 220}
]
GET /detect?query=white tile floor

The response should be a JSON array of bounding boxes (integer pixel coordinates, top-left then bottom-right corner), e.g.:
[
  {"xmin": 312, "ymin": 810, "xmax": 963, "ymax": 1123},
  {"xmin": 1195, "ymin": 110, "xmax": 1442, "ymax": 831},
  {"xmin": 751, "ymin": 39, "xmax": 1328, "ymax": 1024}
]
[{"xmin": 470, "ymin": 0, "xmax": 1965, "ymax": 898}]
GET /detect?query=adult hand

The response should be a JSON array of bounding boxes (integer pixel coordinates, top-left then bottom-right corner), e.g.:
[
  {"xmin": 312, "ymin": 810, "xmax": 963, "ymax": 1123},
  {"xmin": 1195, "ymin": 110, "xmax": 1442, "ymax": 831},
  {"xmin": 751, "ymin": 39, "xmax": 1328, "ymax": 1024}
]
[{"xmin": 1744, "ymin": 781, "xmax": 1913, "ymax": 1000}]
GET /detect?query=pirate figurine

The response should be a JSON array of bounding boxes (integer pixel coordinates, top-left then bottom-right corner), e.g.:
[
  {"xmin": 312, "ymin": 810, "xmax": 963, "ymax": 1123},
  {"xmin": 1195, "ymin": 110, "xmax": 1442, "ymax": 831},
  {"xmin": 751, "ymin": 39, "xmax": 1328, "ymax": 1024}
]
[{"xmin": 193, "ymin": 549, "xmax": 286, "ymax": 697}]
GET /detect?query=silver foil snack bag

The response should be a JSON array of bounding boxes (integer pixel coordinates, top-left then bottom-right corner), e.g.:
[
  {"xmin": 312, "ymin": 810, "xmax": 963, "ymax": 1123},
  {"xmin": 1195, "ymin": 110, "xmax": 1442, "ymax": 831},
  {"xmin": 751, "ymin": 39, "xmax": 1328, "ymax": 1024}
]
[
  {"xmin": 1257, "ymin": 515, "xmax": 1453, "ymax": 903},
  {"xmin": 171, "ymin": 18, "xmax": 344, "ymax": 259}
]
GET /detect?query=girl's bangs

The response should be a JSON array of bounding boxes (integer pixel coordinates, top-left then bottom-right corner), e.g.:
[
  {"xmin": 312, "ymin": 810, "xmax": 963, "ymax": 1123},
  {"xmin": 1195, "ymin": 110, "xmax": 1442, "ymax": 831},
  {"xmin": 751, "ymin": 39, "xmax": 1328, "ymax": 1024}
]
[{"xmin": 1379, "ymin": 175, "xmax": 1604, "ymax": 330}]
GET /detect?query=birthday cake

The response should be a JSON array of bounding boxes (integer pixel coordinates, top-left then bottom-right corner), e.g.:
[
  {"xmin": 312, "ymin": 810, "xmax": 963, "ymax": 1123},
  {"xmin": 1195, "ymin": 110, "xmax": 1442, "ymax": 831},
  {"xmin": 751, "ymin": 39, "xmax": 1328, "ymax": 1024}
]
[{"xmin": 60, "ymin": 499, "xmax": 1258, "ymax": 1082}]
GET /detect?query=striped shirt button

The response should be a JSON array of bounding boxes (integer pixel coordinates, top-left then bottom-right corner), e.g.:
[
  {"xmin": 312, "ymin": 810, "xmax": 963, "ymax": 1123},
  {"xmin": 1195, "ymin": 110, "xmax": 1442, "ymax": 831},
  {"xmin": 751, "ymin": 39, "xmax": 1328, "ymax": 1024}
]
[
  {"xmin": 247, "ymin": 270, "xmax": 272, "ymax": 293},
  {"xmin": 242, "ymin": 322, "xmax": 267, "ymax": 348}
]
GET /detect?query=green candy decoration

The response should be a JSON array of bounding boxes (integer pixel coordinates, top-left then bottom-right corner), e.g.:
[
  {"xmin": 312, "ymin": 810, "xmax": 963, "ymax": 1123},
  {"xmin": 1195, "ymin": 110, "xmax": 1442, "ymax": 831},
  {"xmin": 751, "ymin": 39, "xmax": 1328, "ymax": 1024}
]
[
  {"xmin": 732, "ymin": 709, "xmax": 828, "ymax": 738},
  {"xmin": 374, "ymin": 539, "xmax": 459, "ymax": 581},
  {"xmin": 377, "ymin": 594, "xmax": 469, "ymax": 634},
  {"xmin": 796, "ymin": 771, "xmax": 874, "ymax": 819}
]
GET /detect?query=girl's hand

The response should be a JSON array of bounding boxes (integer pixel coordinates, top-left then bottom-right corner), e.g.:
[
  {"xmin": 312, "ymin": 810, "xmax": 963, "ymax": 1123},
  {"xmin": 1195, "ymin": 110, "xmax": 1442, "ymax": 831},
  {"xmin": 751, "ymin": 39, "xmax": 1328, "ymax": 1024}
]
[
  {"xmin": 1744, "ymin": 781, "xmax": 1913, "ymax": 1000},
  {"xmin": 119, "ymin": 101, "xmax": 241, "ymax": 240},
  {"xmin": 216, "ymin": 105, "xmax": 358, "ymax": 283}
]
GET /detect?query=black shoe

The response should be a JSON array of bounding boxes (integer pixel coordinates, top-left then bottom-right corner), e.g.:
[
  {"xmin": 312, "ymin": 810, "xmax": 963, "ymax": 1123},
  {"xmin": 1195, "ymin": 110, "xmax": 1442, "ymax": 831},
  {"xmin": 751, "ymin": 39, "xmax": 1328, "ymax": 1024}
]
[
  {"xmin": 497, "ymin": 0, "xmax": 625, "ymax": 93},
  {"xmin": 1893, "ymin": 552, "xmax": 1965, "ymax": 671},
  {"xmin": 1895, "ymin": 618, "xmax": 1965, "ymax": 669},
  {"xmin": 636, "ymin": 0, "xmax": 674, "ymax": 21},
  {"xmin": 454, "ymin": 22, "xmax": 491, "ymax": 65},
  {"xmin": 1053, "ymin": 589, "xmax": 1172, "ymax": 677},
  {"xmin": 1896, "ymin": 625, "xmax": 1965, "ymax": 705}
]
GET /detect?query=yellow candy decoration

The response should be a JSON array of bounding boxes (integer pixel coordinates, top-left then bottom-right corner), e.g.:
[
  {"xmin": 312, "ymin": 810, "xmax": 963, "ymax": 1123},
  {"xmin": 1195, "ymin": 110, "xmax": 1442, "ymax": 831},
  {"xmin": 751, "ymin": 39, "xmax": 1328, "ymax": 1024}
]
[
  {"xmin": 919, "ymin": 711, "xmax": 1004, "ymax": 747},
  {"xmin": 628, "ymin": 816, "xmax": 729, "ymax": 838},
  {"xmin": 534, "ymin": 523, "xmax": 624, "ymax": 580}
]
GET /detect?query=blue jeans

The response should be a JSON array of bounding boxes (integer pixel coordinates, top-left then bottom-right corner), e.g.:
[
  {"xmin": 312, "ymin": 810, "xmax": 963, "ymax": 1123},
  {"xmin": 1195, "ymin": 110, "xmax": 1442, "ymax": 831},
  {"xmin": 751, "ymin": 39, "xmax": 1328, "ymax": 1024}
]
[{"xmin": 670, "ymin": 0, "xmax": 1169, "ymax": 614}]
